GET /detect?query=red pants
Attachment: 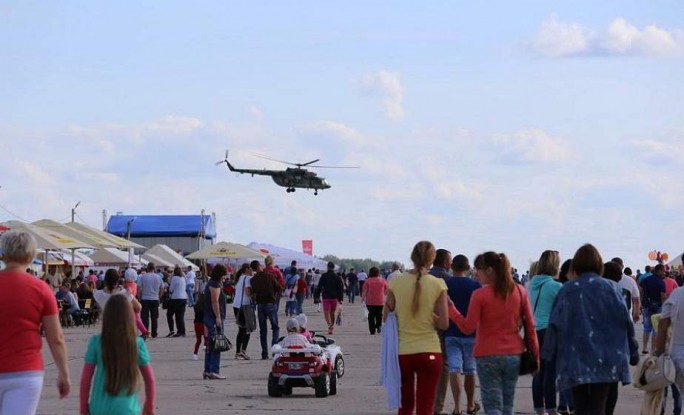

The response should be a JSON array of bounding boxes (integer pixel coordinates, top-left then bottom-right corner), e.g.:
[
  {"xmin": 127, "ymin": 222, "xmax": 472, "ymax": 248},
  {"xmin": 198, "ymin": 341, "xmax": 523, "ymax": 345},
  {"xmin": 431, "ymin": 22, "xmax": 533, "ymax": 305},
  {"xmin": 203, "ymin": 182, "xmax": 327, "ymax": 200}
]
[
  {"xmin": 193, "ymin": 322, "xmax": 206, "ymax": 354},
  {"xmin": 398, "ymin": 352, "xmax": 443, "ymax": 415}
]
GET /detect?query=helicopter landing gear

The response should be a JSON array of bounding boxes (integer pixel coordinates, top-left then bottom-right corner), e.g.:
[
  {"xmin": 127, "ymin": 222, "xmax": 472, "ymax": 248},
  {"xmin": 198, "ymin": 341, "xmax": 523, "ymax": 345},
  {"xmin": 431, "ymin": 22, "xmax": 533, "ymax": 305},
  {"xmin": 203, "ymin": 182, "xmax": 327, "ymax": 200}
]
[{"xmin": 286, "ymin": 187, "xmax": 296, "ymax": 193}]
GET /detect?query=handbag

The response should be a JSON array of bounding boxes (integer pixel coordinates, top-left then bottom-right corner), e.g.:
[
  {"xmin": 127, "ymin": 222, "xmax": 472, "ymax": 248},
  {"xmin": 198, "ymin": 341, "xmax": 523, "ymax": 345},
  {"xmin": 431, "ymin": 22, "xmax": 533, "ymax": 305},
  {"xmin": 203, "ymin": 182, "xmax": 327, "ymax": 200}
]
[
  {"xmin": 634, "ymin": 355, "xmax": 676, "ymax": 391},
  {"xmin": 517, "ymin": 285, "xmax": 538, "ymax": 375},
  {"xmin": 236, "ymin": 276, "xmax": 257, "ymax": 332},
  {"xmin": 209, "ymin": 331, "xmax": 232, "ymax": 353}
]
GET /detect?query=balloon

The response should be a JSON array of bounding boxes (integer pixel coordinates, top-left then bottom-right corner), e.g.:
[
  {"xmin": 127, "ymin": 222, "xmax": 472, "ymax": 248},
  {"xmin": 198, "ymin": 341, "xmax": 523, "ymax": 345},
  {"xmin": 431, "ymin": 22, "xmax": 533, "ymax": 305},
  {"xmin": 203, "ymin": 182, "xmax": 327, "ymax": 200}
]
[
  {"xmin": 662, "ymin": 253, "xmax": 669, "ymax": 262},
  {"xmin": 649, "ymin": 251, "xmax": 657, "ymax": 261}
]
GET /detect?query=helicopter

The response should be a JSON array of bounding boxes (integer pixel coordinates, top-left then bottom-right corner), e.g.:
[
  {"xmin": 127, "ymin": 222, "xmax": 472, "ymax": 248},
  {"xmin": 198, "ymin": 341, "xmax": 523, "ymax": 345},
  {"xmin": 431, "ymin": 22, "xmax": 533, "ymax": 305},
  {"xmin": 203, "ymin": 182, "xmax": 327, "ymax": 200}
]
[{"xmin": 215, "ymin": 151, "xmax": 358, "ymax": 195}]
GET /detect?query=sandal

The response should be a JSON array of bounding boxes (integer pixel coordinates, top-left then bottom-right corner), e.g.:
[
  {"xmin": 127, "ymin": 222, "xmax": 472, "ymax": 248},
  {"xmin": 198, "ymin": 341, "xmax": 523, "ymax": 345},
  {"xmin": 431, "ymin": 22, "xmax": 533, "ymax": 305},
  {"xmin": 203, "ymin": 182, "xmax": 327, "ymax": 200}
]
[{"xmin": 466, "ymin": 402, "xmax": 481, "ymax": 415}]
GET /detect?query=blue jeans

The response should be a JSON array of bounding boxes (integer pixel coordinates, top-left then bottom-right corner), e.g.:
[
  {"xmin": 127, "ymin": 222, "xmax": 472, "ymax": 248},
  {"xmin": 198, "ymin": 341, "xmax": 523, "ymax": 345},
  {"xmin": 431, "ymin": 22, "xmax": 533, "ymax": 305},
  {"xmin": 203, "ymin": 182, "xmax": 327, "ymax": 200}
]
[
  {"xmin": 295, "ymin": 293, "xmax": 305, "ymax": 314},
  {"xmin": 445, "ymin": 336, "xmax": 476, "ymax": 375},
  {"xmin": 257, "ymin": 303, "xmax": 280, "ymax": 358},
  {"xmin": 203, "ymin": 316, "xmax": 224, "ymax": 374},
  {"xmin": 476, "ymin": 355, "xmax": 520, "ymax": 415},
  {"xmin": 186, "ymin": 285, "xmax": 195, "ymax": 306},
  {"xmin": 285, "ymin": 299, "xmax": 297, "ymax": 316},
  {"xmin": 347, "ymin": 284, "xmax": 357, "ymax": 303}
]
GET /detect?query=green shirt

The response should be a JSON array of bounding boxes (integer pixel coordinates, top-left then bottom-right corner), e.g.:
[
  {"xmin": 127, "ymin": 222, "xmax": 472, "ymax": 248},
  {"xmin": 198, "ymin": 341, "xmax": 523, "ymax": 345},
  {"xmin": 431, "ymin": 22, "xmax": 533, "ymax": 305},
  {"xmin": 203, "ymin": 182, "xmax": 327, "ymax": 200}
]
[{"xmin": 85, "ymin": 335, "xmax": 150, "ymax": 415}]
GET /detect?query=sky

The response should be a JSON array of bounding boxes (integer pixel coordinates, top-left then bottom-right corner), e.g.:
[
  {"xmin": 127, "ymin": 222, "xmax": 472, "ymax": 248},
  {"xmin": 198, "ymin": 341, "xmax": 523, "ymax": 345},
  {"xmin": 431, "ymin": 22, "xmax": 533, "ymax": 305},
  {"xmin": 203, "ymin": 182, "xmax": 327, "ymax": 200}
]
[{"xmin": 1, "ymin": 1, "xmax": 683, "ymax": 271}]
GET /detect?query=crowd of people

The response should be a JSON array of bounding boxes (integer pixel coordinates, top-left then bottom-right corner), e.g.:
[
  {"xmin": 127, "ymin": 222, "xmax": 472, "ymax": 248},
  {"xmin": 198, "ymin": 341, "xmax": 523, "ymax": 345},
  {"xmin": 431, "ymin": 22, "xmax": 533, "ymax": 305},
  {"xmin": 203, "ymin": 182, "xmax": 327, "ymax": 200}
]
[{"xmin": 4, "ymin": 228, "xmax": 684, "ymax": 415}]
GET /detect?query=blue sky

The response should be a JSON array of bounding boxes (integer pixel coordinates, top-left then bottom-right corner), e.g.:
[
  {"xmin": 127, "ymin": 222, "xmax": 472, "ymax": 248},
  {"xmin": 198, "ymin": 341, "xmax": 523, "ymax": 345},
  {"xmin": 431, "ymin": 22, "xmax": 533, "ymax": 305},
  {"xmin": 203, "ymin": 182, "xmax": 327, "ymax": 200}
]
[{"xmin": 1, "ymin": 1, "xmax": 683, "ymax": 270}]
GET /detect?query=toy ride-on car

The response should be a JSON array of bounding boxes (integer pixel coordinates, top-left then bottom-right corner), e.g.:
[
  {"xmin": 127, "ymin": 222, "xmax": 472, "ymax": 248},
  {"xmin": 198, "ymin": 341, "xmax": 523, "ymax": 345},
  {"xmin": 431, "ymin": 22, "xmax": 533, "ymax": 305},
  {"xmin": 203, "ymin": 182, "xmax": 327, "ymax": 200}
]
[{"xmin": 268, "ymin": 334, "xmax": 345, "ymax": 398}]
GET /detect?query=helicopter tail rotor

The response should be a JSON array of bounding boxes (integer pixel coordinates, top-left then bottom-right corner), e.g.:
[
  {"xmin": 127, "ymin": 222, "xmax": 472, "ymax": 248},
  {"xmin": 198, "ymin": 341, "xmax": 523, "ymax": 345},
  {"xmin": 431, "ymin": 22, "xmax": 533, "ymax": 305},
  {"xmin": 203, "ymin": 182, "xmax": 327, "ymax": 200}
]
[{"xmin": 215, "ymin": 150, "xmax": 229, "ymax": 166}]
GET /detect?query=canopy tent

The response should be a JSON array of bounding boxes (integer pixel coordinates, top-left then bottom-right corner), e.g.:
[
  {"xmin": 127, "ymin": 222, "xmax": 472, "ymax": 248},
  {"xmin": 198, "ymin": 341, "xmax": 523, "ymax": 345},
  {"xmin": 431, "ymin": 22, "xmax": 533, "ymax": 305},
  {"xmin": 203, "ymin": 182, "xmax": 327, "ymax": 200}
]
[
  {"xmin": 0, "ymin": 220, "xmax": 94, "ymax": 250},
  {"xmin": 668, "ymin": 254, "xmax": 683, "ymax": 268},
  {"xmin": 246, "ymin": 242, "xmax": 328, "ymax": 270},
  {"xmin": 143, "ymin": 244, "xmax": 199, "ymax": 271},
  {"xmin": 186, "ymin": 241, "xmax": 265, "ymax": 260},
  {"xmin": 89, "ymin": 248, "xmax": 147, "ymax": 267},
  {"xmin": 107, "ymin": 215, "xmax": 217, "ymax": 239},
  {"xmin": 50, "ymin": 250, "xmax": 94, "ymax": 267},
  {"xmin": 141, "ymin": 252, "xmax": 174, "ymax": 269},
  {"xmin": 33, "ymin": 220, "xmax": 118, "ymax": 249},
  {"xmin": 65, "ymin": 222, "xmax": 145, "ymax": 249}
]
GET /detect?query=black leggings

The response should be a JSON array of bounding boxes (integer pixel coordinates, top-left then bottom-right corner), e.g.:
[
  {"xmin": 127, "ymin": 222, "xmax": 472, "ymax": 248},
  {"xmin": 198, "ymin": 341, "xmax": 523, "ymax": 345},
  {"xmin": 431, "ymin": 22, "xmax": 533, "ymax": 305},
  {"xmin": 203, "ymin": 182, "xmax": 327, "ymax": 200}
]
[
  {"xmin": 572, "ymin": 382, "xmax": 615, "ymax": 415},
  {"xmin": 367, "ymin": 305, "xmax": 383, "ymax": 334},
  {"xmin": 233, "ymin": 307, "xmax": 251, "ymax": 353}
]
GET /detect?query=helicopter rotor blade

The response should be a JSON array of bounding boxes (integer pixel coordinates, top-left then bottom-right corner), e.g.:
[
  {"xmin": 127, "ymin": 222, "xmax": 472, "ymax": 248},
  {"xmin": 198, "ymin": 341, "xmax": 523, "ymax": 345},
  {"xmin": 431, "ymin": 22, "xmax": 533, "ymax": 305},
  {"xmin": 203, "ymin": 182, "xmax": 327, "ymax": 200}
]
[
  {"xmin": 214, "ymin": 160, "xmax": 225, "ymax": 166},
  {"xmin": 250, "ymin": 152, "xmax": 299, "ymax": 166},
  {"xmin": 308, "ymin": 165, "xmax": 360, "ymax": 169},
  {"xmin": 299, "ymin": 159, "xmax": 320, "ymax": 167}
]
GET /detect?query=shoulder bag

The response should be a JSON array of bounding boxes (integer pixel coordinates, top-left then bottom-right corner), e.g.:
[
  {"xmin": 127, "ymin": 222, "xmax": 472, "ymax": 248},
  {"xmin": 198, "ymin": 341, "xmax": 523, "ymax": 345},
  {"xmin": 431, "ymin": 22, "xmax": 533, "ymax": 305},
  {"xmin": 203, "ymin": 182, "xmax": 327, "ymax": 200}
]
[
  {"xmin": 236, "ymin": 276, "xmax": 257, "ymax": 332},
  {"xmin": 209, "ymin": 327, "xmax": 232, "ymax": 353},
  {"xmin": 517, "ymin": 285, "xmax": 538, "ymax": 375}
]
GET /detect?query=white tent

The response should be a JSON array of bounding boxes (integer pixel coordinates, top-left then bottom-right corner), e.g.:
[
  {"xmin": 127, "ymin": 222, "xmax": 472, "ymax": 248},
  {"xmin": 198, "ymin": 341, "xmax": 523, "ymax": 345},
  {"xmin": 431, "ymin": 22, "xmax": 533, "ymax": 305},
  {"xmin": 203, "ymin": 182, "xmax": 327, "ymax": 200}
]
[
  {"xmin": 141, "ymin": 252, "xmax": 175, "ymax": 269},
  {"xmin": 668, "ymin": 254, "xmax": 683, "ymax": 268},
  {"xmin": 246, "ymin": 242, "xmax": 328, "ymax": 270},
  {"xmin": 53, "ymin": 250, "xmax": 94, "ymax": 267},
  {"xmin": 89, "ymin": 248, "xmax": 147, "ymax": 267},
  {"xmin": 145, "ymin": 244, "xmax": 199, "ymax": 271}
]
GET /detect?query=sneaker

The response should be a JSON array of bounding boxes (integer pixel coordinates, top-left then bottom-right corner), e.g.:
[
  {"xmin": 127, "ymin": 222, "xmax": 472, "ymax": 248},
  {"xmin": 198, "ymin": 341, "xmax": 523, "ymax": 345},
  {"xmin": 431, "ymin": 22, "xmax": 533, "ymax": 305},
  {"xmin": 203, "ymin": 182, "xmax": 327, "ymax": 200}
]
[
  {"xmin": 192, "ymin": 354, "xmax": 198, "ymax": 361},
  {"xmin": 172, "ymin": 333, "xmax": 183, "ymax": 338},
  {"xmin": 238, "ymin": 351, "xmax": 251, "ymax": 360},
  {"xmin": 165, "ymin": 332, "xmax": 175, "ymax": 338}
]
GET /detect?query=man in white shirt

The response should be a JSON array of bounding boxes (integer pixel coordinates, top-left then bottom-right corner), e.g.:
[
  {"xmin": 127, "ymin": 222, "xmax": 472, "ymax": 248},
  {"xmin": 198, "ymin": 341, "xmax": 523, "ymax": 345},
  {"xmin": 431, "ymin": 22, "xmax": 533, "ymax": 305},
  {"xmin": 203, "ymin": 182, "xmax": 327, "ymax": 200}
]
[
  {"xmin": 45, "ymin": 266, "xmax": 62, "ymax": 293},
  {"xmin": 357, "ymin": 269, "xmax": 368, "ymax": 294},
  {"xmin": 386, "ymin": 263, "xmax": 401, "ymax": 282},
  {"xmin": 654, "ymin": 286, "xmax": 684, "ymax": 395},
  {"xmin": 185, "ymin": 266, "xmax": 196, "ymax": 306},
  {"xmin": 612, "ymin": 257, "xmax": 640, "ymax": 322}
]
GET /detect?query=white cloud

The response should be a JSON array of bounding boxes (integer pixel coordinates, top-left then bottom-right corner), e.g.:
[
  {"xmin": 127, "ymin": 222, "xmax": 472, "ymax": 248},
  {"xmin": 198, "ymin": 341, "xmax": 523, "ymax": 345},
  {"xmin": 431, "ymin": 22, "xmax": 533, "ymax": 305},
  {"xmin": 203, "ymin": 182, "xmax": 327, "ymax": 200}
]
[
  {"xmin": 358, "ymin": 70, "xmax": 406, "ymax": 120},
  {"xmin": 631, "ymin": 138, "xmax": 684, "ymax": 164},
  {"xmin": 299, "ymin": 121, "xmax": 366, "ymax": 147},
  {"xmin": 534, "ymin": 15, "xmax": 591, "ymax": 57},
  {"xmin": 533, "ymin": 16, "xmax": 684, "ymax": 57},
  {"xmin": 249, "ymin": 105, "xmax": 264, "ymax": 122},
  {"xmin": 603, "ymin": 18, "xmax": 683, "ymax": 56},
  {"xmin": 493, "ymin": 128, "xmax": 573, "ymax": 163}
]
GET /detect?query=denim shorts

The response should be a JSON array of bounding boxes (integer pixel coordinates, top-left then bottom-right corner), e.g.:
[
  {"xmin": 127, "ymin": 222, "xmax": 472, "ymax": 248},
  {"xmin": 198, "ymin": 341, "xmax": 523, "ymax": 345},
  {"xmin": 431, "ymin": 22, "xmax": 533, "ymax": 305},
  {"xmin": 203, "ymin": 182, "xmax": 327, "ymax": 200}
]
[
  {"xmin": 643, "ymin": 306, "xmax": 661, "ymax": 334},
  {"xmin": 445, "ymin": 336, "xmax": 476, "ymax": 375}
]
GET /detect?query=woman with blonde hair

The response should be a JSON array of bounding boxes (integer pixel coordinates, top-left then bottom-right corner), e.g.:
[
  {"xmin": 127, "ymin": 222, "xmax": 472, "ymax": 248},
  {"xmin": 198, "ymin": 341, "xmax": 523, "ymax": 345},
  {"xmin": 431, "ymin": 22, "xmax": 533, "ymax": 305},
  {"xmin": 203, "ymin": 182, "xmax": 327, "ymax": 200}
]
[
  {"xmin": 528, "ymin": 251, "xmax": 563, "ymax": 415},
  {"xmin": 450, "ymin": 251, "xmax": 539, "ymax": 415},
  {"xmin": 383, "ymin": 241, "xmax": 449, "ymax": 415},
  {"xmin": 0, "ymin": 230, "xmax": 71, "ymax": 415}
]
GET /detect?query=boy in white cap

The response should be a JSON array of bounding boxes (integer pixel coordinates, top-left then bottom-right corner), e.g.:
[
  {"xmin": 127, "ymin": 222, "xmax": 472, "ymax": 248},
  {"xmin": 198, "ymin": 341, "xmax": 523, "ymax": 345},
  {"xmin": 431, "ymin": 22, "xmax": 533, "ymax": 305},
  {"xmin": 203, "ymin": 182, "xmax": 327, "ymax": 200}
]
[{"xmin": 280, "ymin": 318, "xmax": 312, "ymax": 349}]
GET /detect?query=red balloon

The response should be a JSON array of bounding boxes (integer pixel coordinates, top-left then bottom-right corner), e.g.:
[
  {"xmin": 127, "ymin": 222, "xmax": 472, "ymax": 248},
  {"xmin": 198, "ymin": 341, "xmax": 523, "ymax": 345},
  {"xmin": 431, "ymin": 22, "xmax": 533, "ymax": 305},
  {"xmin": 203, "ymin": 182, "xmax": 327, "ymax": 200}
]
[
  {"xmin": 649, "ymin": 251, "xmax": 657, "ymax": 260},
  {"xmin": 662, "ymin": 253, "xmax": 669, "ymax": 262}
]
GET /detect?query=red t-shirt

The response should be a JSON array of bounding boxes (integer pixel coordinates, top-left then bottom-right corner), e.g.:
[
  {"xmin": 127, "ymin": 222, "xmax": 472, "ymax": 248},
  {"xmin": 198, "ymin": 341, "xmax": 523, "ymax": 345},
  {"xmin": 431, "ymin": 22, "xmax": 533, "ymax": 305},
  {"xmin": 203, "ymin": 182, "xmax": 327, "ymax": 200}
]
[
  {"xmin": 665, "ymin": 277, "xmax": 679, "ymax": 296},
  {"xmin": 0, "ymin": 271, "xmax": 59, "ymax": 374},
  {"xmin": 296, "ymin": 277, "xmax": 308, "ymax": 294}
]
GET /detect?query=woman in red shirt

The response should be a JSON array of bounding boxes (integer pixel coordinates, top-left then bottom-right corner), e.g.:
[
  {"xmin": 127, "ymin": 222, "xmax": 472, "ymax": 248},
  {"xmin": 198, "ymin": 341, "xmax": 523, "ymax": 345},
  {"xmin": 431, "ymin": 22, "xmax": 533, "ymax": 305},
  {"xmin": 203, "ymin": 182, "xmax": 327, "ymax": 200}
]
[
  {"xmin": 0, "ymin": 230, "xmax": 71, "ymax": 414},
  {"xmin": 362, "ymin": 266, "xmax": 388, "ymax": 335},
  {"xmin": 450, "ymin": 251, "xmax": 539, "ymax": 415}
]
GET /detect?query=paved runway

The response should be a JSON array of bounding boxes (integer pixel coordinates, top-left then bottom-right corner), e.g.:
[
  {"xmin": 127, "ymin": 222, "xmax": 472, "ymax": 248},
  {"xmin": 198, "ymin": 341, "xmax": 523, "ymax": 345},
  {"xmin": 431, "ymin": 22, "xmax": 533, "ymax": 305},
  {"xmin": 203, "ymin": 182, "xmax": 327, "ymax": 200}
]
[{"xmin": 39, "ymin": 300, "xmax": 649, "ymax": 414}]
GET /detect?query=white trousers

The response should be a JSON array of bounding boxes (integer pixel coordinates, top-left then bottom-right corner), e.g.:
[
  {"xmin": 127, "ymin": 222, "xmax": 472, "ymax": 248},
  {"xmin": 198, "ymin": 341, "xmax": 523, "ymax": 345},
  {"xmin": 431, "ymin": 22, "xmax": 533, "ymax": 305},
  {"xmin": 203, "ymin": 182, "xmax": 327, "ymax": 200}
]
[{"xmin": 0, "ymin": 373, "xmax": 44, "ymax": 415}]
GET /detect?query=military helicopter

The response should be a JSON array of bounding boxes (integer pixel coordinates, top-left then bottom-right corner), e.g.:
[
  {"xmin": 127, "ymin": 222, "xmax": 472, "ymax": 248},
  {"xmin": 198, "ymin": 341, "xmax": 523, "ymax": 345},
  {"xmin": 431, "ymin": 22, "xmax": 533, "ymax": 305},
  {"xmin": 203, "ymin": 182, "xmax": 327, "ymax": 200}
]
[{"xmin": 215, "ymin": 151, "xmax": 358, "ymax": 195}]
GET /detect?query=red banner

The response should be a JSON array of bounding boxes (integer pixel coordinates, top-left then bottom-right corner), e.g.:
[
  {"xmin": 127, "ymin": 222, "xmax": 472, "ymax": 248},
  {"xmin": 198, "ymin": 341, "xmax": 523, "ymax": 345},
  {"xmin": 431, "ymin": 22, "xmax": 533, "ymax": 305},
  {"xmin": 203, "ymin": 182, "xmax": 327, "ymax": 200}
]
[{"xmin": 302, "ymin": 240, "xmax": 313, "ymax": 256}]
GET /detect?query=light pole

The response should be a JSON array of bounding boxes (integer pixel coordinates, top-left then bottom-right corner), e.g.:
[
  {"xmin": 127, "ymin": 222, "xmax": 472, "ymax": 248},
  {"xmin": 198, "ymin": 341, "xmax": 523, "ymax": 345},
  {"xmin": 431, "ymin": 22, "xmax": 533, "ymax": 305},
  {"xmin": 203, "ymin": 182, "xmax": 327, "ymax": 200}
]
[
  {"xmin": 70, "ymin": 201, "xmax": 81, "ymax": 280},
  {"xmin": 126, "ymin": 217, "xmax": 136, "ymax": 268}
]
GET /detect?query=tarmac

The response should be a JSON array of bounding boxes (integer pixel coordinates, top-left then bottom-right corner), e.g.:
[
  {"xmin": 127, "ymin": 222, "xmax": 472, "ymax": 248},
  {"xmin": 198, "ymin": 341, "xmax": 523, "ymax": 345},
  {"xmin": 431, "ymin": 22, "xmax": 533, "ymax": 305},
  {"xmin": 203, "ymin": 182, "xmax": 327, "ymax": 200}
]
[{"xmin": 39, "ymin": 300, "xmax": 652, "ymax": 414}]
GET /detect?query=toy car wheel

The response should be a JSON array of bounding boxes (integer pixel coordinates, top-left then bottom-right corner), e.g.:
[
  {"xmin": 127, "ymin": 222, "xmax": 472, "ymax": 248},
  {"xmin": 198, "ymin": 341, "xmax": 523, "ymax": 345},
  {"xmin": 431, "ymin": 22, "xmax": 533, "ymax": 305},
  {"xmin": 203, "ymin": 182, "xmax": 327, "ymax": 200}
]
[
  {"xmin": 329, "ymin": 370, "xmax": 337, "ymax": 396},
  {"xmin": 314, "ymin": 372, "xmax": 330, "ymax": 398},
  {"xmin": 335, "ymin": 355, "xmax": 345, "ymax": 378},
  {"xmin": 282, "ymin": 385, "xmax": 292, "ymax": 396},
  {"xmin": 268, "ymin": 374, "xmax": 282, "ymax": 397}
]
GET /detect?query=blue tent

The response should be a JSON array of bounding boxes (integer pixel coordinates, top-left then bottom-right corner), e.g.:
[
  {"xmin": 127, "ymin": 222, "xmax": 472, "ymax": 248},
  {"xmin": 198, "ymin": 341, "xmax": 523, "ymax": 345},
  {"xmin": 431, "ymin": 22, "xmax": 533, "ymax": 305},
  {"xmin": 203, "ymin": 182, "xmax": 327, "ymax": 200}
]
[{"xmin": 106, "ymin": 215, "xmax": 216, "ymax": 239}]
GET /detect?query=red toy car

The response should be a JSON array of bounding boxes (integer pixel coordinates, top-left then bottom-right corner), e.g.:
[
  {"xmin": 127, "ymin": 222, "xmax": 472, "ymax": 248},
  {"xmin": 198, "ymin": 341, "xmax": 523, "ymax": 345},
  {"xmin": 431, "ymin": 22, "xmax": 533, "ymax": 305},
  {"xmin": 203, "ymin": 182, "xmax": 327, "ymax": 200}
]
[{"xmin": 267, "ymin": 335, "xmax": 342, "ymax": 398}]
